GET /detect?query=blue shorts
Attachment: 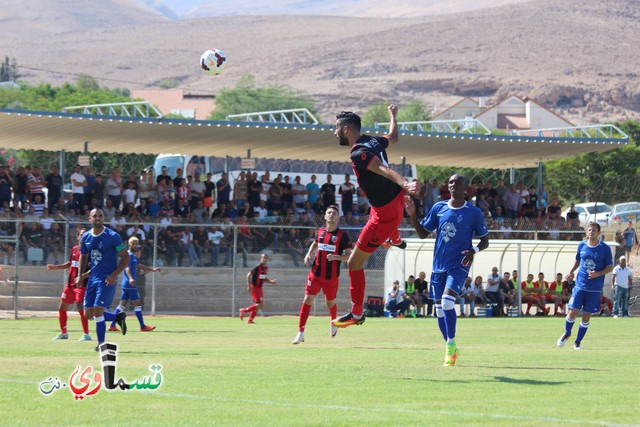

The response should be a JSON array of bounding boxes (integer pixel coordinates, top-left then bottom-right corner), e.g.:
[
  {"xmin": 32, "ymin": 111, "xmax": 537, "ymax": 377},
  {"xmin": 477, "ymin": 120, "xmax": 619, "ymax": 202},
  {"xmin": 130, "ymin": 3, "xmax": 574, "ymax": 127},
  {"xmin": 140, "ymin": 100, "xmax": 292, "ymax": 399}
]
[
  {"xmin": 84, "ymin": 277, "xmax": 117, "ymax": 309},
  {"xmin": 430, "ymin": 269, "xmax": 469, "ymax": 300},
  {"xmin": 568, "ymin": 288, "xmax": 601, "ymax": 315},
  {"xmin": 119, "ymin": 287, "xmax": 141, "ymax": 302}
]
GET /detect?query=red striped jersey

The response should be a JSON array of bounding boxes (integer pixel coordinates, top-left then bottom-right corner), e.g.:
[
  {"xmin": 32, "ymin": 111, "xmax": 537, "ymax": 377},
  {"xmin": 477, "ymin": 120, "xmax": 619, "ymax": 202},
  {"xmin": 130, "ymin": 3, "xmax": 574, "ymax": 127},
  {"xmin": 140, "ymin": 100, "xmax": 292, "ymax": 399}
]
[
  {"xmin": 311, "ymin": 227, "xmax": 352, "ymax": 281},
  {"xmin": 249, "ymin": 263, "xmax": 269, "ymax": 288},
  {"xmin": 66, "ymin": 245, "xmax": 88, "ymax": 288}
]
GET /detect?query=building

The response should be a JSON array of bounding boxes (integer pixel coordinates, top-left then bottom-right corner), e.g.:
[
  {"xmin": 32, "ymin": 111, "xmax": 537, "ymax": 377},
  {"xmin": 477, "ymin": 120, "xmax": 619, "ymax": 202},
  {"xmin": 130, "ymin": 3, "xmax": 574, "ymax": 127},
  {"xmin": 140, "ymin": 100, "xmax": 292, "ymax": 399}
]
[
  {"xmin": 130, "ymin": 89, "xmax": 215, "ymax": 120},
  {"xmin": 434, "ymin": 95, "xmax": 574, "ymax": 133}
]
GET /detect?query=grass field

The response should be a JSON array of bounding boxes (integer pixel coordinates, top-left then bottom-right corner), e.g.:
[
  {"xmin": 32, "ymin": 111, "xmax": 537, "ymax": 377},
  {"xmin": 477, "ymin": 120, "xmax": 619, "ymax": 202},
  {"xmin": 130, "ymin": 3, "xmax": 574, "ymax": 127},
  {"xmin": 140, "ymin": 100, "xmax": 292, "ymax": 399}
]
[{"xmin": 1, "ymin": 315, "xmax": 639, "ymax": 427}]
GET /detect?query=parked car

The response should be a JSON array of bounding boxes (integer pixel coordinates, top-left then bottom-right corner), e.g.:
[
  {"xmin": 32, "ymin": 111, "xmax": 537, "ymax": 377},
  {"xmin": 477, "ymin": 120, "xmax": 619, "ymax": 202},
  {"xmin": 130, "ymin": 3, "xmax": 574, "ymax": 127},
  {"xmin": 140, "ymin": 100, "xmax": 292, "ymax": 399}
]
[
  {"xmin": 610, "ymin": 202, "xmax": 640, "ymax": 225},
  {"xmin": 561, "ymin": 202, "xmax": 612, "ymax": 227}
]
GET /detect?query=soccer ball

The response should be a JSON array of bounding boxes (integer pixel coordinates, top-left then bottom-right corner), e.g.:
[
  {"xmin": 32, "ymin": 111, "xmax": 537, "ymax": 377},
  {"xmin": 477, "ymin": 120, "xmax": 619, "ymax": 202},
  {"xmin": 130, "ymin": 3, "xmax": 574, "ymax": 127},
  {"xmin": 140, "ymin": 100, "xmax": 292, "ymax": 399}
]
[{"xmin": 200, "ymin": 48, "xmax": 227, "ymax": 75}]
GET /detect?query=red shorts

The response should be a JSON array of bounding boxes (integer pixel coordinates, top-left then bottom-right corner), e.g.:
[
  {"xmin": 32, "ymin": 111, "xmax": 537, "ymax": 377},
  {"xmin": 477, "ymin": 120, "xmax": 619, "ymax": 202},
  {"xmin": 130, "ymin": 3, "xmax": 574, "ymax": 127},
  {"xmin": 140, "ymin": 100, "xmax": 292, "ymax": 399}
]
[
  {"xmin": 305, "ymin": 272, "xmax": 339, "ymax": 300},
  {"xmin": 60, "ymin": 286, "xmax": 85, "ymax": 305},
  {"xmin": 356, "ymin": 191, "xmax": 405, "ymax": 253},
  {"xmin": 523, "ymin": 294, "xmax": 541, "ymax": 300},
  {"xmin": 544, "ymin": 293, "xmax": 552, "ymax": 300},
  {"xmin": 250, "ymin": 285, "xmax": 264, "ymax": 304}
]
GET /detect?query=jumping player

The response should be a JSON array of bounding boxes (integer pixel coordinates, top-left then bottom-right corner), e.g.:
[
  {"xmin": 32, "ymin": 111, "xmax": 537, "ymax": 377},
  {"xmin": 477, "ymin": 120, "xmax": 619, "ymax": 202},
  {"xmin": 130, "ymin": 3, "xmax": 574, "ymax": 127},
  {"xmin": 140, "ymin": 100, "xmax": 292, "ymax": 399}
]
[
  {"xmin": 557, "ymin": 222, "xmax": 613, "ymax": 350},
  {"xmin": 48, "ymin": 227, "xmax": 91, "ymax": 341},
  {"xmin": 292, "ymin": 205, "xmax": 352, "ymax": 344},
  {"xmin": 331, "ymin": 104, "xmax": 420, "ymax": 330},
  {"xmin": 77, "ymin": 208, "xmax": 129, "ymax": 351},
  {"xmin": 239, "ymin": 253, "xmax": 278, "ymax": 324},
  {"xmin": 406, "ymin": 174, "xmax": 489, "ymax": 366},
  {"xmin": 109, "ymin": 237, "xmax": 160, "ymax": 333}
]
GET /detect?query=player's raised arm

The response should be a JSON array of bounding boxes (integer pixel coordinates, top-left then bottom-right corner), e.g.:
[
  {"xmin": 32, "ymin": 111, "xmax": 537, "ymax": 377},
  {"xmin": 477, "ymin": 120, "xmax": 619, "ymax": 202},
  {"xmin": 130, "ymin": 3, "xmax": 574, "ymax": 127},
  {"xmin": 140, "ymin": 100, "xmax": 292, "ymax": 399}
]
[{"xmin": 383, "ymin": 104, "xmax": 399, "ymax": 145}]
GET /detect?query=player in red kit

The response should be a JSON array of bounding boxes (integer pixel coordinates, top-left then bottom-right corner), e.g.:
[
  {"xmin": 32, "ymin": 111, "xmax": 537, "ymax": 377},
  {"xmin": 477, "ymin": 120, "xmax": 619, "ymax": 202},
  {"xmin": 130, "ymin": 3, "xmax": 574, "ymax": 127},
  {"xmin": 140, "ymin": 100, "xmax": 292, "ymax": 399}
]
[
  {"xmin": 48, "ymin": 227, "xmax": 91, "ymax": 341},
  {"xmin": 331, "ymin": 104, "xmax": 420, "ymax": 329},
  {"xmin": 292, "ymin": 205, "xmax": 352, "ymax": 344},
  {"xmin": 239, "ymin": 253, "xmax": 278, "ymax": 324}
]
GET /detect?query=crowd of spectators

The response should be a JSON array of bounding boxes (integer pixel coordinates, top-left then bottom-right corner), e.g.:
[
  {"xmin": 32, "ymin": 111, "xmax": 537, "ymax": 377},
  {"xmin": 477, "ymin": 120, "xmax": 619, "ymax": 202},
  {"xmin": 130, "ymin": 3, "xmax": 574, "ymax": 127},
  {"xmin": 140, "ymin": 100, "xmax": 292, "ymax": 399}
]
[{"xmin": 0, "ymin": 163, "xmax": 596, "ymax": 267}]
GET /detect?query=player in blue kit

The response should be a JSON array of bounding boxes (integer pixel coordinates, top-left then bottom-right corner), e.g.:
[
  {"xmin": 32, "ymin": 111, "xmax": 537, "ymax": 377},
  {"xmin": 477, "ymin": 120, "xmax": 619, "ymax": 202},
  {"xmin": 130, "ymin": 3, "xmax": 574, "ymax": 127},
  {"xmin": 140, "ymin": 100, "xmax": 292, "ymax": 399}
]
[
  {"xmin": 76, "ymin": 208, "xmax": 130, "ymax": 351},
  {"xmin": 557, "ymin": 222, "xmax": 613, "ymax": 350},
  {"xmin": 405, "ymin": 174, "xmax": 489, "ymax": 366},
  {"xmin": 109, "ymin": 236, "xmax": 161, "ymax": 333}
]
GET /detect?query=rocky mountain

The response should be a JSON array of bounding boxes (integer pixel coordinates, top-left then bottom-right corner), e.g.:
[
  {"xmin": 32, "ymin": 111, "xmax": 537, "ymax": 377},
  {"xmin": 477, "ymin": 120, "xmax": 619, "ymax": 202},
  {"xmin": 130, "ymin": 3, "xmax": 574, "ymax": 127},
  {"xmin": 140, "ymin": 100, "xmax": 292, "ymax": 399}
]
[{"xmin": 1, "ymin": 0, "xmax": 638, "ymax": 125}]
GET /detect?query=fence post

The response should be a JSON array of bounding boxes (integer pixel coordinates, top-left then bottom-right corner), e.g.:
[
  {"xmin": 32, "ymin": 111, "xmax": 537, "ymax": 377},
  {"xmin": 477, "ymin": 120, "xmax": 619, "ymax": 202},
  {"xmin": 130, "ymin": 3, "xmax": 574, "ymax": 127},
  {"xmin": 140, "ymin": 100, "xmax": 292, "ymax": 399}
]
[
  {"xmin": 231, "ymin": 225, "xmax": 238, "ymax": 316},
  {"xmin": 13, "ymin": 220, "xmax": 20, "ymax": 320},
  {"xmin": 152, "ymin": 224, "xmax": 158, "ymax": 315}
]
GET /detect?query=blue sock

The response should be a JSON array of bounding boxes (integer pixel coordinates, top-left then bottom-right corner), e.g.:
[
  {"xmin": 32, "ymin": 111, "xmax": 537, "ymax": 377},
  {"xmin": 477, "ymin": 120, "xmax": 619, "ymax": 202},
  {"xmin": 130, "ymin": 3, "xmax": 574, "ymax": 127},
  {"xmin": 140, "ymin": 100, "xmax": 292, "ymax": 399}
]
[
  {"xmin": 103, "ymin": 311, "xmax": 116, "ymax": 322},
  {"xmin": 435, "ymin": 305, "xmax": 446, "ymax": 341},
  {"xmin": 564, "ymin": 316, "xmax": 576, "ymax": 337},
  {"xmin": 575, "ymin": 321, "xmax": 589, "ymax": 344},
  {"xmin": 95, "ymin": 316, "xmax": 106, "ymax": 344},
  {"xmin": 135, "ymin": 306, "xmax": 145, "ymax": 328},
  {"xmin": 442, "ymin": 295, "xmax": 457, "ymax": 342}
]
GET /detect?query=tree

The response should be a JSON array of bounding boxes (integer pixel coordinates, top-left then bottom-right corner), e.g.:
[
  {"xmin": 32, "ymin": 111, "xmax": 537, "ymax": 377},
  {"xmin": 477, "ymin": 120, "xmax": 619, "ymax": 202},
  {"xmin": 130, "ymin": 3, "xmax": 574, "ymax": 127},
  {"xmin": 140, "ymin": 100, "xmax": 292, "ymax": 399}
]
[
  {"xmin": 361, "ymin": 100, "xmax": 431, "ymax": 128},
  {"xmin": 208, "ymin": 74, "xmax": 318, "ymax": 121},
  {"xmin": 0, "ymin": 56, "xmax": 19, "ymax": 82}
]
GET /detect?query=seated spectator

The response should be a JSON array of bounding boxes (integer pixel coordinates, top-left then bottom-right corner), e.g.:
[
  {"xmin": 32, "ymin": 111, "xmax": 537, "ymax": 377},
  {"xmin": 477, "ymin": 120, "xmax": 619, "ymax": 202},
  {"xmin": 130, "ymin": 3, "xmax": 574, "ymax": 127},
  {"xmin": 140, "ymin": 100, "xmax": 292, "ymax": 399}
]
[
  {"xmin": 404, "ymin": 274, "xmax": 423, "ymax": 316},
  {"xmin": 174, "ymin": 198, "xmax": 189, "ymax": 219},
  {"xmin": 548, "ymin": 272, "xmax": 570, "ymax": 316},
  {"xmin": 535, "ymin": 272, "xmax": 551, "ymax": 316},
  {"xmin": 282, "ymin": 228, "xmax": 305, "ymax": 267},
  {"xmin": 415, "ymin": 271, "xmax": 433, "ymax": 316},
  {"xmin": 521, "ymin": 273, "xmax": 548, "ymax": 315},
  {"xmin": 499, "ymin": 271, "xmax": 517, "ymax": 314},
  {"xmin": 459, "ymin": 276, "xmax": 486, "ymax": 317},
  {"xmin": 484, "ymin": 267, "xmax": 504, "ymax": 316},
  {"xmin": 20, "ymin": 221, "xmax": 44, "ymax": 264},
  {"xmin": 207, "ymin": 226, "xmax": 232, "ymax": 266},
  {"xmin": 385, "ymin": 280, "xmax": 412, "ymax": 317}
]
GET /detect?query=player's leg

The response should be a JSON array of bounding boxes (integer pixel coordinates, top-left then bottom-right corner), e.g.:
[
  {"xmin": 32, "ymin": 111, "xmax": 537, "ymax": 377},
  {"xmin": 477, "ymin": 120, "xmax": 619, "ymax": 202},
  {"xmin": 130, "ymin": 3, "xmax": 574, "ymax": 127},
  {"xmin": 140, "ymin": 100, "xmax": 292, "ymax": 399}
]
[
  {"xmin": 574, "ymin": 292, "xmax": 599, "ymax": 349},
  {"xmin": 323, "ymin": 280, "xmax": 340, "ymax": 338},
  {"xmin": 53, "ymin": 297, "xmax": 72, "ymax": 339},
  {"xmin": 95, "ymin": 283, "xmax": 126, "ymax": 340},
  {"xmin": 75, "ymin": 287, "xmax": 91, "ymax": 340},
  {"xmin": 558, "ymin": 289, "xmax": 582, "ymax": 347},
  {"xmin": 431, "ymin": 273, "xmax": 447, "ymax": 341},
  {"xmin": 248, "ymin": 301, "xmax": 263, "ymax": 323},
  {"xmin": 110, "ymin": 294, "xmax": 128, "ymax": 331},
  {"xmin": 293, "ymin": 291, "xmax": 315, "ymax": 344},
  {"xmin": 133, "ymin": 298, "xmax": 155, "ymax": 331},
  {"xmin": 332, "ymin": 245, "xmax": 371, "ymax": 327}
]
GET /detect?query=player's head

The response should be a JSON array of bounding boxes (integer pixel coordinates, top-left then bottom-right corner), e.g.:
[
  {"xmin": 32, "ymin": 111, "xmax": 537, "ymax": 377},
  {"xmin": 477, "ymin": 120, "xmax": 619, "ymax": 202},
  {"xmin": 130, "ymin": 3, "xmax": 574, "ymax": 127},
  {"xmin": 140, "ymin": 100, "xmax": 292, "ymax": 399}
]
[
  {"xmin": 77, "ymin": 227, "xmax": 87, "ymax": 242},
  {"xmin": 260, "ymin": 253, "xmax": 269, "ymax": 264},
  {"xmin": 527, "ymin": 273, "xmax": 534, "ymax": 281},
  {"xmin": 88, "ymin": 208, "xmax": 104, "ymax": 228},
  {"xmin": 586, "ymin": 221, "xmax": 601, "ymax": 239},
  {"xmin": 325, "ymin": 204, "xmax": 340, "ymax": 222},
  {"xmin": 128, "ymin": 236, "xmax": 140, "ymax": 251},
  {"xmin": 335, "ymin": 111, "xmax": 361, "ymax": 146},
  {"xmin": 556, "ymin": 273, "xmax": 563, "ymax": 281},
  {"xmin": 448, "ymin": 174, "xmax": 468, "ymax": 199}
]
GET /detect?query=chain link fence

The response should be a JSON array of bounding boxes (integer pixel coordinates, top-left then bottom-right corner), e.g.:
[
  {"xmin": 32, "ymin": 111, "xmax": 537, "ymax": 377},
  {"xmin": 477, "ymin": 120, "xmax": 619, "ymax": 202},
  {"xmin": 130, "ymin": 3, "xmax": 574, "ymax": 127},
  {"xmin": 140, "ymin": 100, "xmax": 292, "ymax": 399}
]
[{"xmin": 1, "ymin": 217, "xmax": 638, "ymax": 319}]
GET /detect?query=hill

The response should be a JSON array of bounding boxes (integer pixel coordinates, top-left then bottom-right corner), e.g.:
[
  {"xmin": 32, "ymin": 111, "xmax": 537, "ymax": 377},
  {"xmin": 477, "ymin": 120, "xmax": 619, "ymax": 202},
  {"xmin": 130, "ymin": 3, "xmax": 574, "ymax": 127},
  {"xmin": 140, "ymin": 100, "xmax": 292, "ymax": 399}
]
[{"xmin": 1, "ymin": 0, "xmax": 638, "ymax": 125}]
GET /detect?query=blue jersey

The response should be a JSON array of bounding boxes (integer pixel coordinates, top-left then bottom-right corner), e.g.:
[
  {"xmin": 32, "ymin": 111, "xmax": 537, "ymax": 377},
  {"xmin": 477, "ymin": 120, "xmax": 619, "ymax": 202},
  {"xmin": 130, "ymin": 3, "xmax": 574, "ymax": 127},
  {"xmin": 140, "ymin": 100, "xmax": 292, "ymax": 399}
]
[
  {"xmin": 80, "ymin": 227, "xmax": 126, "ymax": 281},
  {"xmin": 121, "ymin": 251, "xmax": 140, "ymax": 288},
  {"xmin": 421, "ymin": 200, "xmax": 488, "ymax": 273},
  {"xmin": 574, "ymin": 240, "xmax": 613, "ymax": 292}
]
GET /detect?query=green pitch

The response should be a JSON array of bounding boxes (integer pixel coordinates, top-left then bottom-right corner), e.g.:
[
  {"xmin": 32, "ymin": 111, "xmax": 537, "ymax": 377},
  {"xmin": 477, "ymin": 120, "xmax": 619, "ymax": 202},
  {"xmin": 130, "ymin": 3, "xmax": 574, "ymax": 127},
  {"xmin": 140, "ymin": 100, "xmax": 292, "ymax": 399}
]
[{"xmin": 1, "ymin": 316, "xmax": 638, "ymax": 426}]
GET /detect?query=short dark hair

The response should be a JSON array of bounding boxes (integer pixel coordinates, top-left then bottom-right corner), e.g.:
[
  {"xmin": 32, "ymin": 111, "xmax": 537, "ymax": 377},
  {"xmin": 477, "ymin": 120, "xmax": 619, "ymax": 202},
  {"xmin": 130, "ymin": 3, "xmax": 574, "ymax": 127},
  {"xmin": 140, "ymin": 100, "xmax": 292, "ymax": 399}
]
[
  {"xmin": 326, "ymin": 204, "xmax": 339, "ymax": 213},
  {"xmin": 336, "ymin": 111, "xmax": 361, "ymax": 131}
]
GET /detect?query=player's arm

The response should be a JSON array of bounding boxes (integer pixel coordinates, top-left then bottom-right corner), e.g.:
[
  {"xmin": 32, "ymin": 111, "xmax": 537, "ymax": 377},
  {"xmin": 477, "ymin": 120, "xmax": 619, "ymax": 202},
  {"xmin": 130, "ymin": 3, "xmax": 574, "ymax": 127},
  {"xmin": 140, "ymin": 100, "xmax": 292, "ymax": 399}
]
[
  {"xmin": 405, "ymin": 195, "xmax": 430, "ymax": 239},
  {"xmin": 106, "ymin": 248, "xmax": 130, "ymax": 286},
  {"xmin": 304, "ymin": 241, "xmax": 318, "ymax": 266},
  {"xmin": 566, "ymin": 260, "xmax": 580, "ymax": 281},
  {"xmin": 461, "ymin": 234, "xmax": 489, "ymax": 267},
  {"xmin": 124, "ymin": 266, "xmax": 134, "ymax": 284},
  {"xmin": 366, "ymin": 156, "xmax": 419, "ymax": 196},
  {"xmin": 588, "ymin": 264, "xmax": 614, "ymax": 279},
  {"xmin": 382, "ymin": 104, "xmax": 399, "ymax": 145},
  {"xmin": 75, "ymin": 253, "xmax": 87, "ymax": 286},
  {"xmin": 47, "ymin": 261, "xmax": 71, "ymax": 270},
  {"xmin": 246, "ymin": 271, "xmax": 252, "ymax": 292},
  {"xmin": 267, "ymin": 277, "xmax": 278, "ymax": 285},
  {"xmin": 140, "ymin": 264, "xmax": 161, "ymax": 273},
  {"xmin": 327, "ymin": 247, "xmax": 351, "ymax": 262}
]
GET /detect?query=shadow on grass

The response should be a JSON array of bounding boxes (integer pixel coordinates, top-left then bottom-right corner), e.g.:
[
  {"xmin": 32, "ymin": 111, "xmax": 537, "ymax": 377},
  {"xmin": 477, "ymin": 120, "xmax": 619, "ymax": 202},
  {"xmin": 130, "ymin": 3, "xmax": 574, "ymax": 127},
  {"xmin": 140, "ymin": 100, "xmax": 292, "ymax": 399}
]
[{"xmin": 492, "ymin": 376, "xmax": 568, "ymax": 386}]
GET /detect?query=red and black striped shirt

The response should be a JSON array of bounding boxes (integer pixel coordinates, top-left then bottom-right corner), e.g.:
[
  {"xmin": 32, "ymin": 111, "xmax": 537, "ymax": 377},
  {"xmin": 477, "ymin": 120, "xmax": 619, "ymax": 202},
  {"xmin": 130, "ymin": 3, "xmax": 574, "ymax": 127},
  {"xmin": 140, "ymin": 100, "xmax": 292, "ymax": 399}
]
[
  {"xmin": 67, "ymin": 245, "xmax": 88, "ymax": 288},
  {"xmin": 311, "ymin": 227, "xmax": 352, "ymax": 281},
  {"xmin": 249, "ymin": 264, "xmax": 269, "ymax": 288}
]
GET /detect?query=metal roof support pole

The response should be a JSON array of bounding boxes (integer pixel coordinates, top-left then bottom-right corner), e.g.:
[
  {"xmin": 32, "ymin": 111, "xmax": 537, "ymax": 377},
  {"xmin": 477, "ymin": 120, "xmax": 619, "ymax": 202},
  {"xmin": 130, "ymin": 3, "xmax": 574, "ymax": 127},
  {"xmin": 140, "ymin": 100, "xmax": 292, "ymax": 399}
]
[{"xmin": 537, "ymin": 160, "xmax": 543, "ymax": 196}]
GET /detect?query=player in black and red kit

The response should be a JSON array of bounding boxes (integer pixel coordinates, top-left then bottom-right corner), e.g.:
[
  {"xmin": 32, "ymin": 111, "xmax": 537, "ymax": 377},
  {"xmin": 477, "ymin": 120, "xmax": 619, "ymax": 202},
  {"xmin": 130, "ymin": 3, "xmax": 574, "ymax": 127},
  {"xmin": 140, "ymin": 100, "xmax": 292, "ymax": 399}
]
[
  {"xmin": 292, "ymin": 205, "xmax": 352, "ymax": 344},
  {"xmin": 48, "ymin": 227, "xmax": 91, "ymax": 341},
  {"xmin": 331, "ymin": 104, "xmax": 420, "ymax": 329},
  {"xmin": 239, "ymin": 253, "xmax": 278, "ymax": 324}
]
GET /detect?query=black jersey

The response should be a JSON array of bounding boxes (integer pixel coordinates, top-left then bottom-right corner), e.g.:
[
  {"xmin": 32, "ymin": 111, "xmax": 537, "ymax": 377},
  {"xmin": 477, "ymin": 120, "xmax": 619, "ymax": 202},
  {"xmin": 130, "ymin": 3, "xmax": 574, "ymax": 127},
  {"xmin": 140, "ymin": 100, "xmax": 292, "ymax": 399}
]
[{"xmin": 350, "ymin": 135, "xmax": 402, "ymax": 207}]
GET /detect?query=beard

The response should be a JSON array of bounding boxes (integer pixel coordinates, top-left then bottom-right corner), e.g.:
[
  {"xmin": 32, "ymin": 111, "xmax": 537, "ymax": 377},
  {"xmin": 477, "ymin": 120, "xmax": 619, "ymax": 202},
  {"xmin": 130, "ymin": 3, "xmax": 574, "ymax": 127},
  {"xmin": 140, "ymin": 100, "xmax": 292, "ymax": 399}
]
[{"xmin": 338, "ymin": 135, "xmax": 349, "ymax": 146}]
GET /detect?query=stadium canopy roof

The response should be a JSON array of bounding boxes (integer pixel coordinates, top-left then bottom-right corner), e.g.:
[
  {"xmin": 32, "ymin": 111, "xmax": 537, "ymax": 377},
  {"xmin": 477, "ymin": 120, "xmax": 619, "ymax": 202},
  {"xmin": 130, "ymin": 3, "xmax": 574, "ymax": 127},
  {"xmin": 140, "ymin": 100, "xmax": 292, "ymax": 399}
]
[{"xmin": 0, "ymin": 108, "xmax": 628, "ymax": 169}]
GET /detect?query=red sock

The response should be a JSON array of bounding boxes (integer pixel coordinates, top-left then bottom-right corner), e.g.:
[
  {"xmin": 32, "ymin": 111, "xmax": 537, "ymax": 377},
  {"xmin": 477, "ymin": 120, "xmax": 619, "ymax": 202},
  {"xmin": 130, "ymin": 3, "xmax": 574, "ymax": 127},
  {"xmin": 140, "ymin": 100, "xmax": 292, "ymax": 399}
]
[
  {"xmin": 329, "ymin": 304, "xmax": 337, "ymax": 320},
  {"xmin": 245, "ymin": 304, "xmax": 257, "ymax": 313},
  {"xmin": 58, "ymin": 309, "xmax": 68, "ymax": 333},
  {"xmin": 388, "ymin": 229, "xmax": 402, "ymax": 245},
  {"xmin": 298, "ymin": 304, "xmax": 311, "ymax": 332},
  {"xmin": 349, "ymin": 269, "xmax": 366, "ymax": 317},
  {"xmin": 78, "ymin": 310, "xmax": 89, "ymax": 334},
  {"xmin": 248, "ymin": 309, "xmax": 257, "ymax": 321}
]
